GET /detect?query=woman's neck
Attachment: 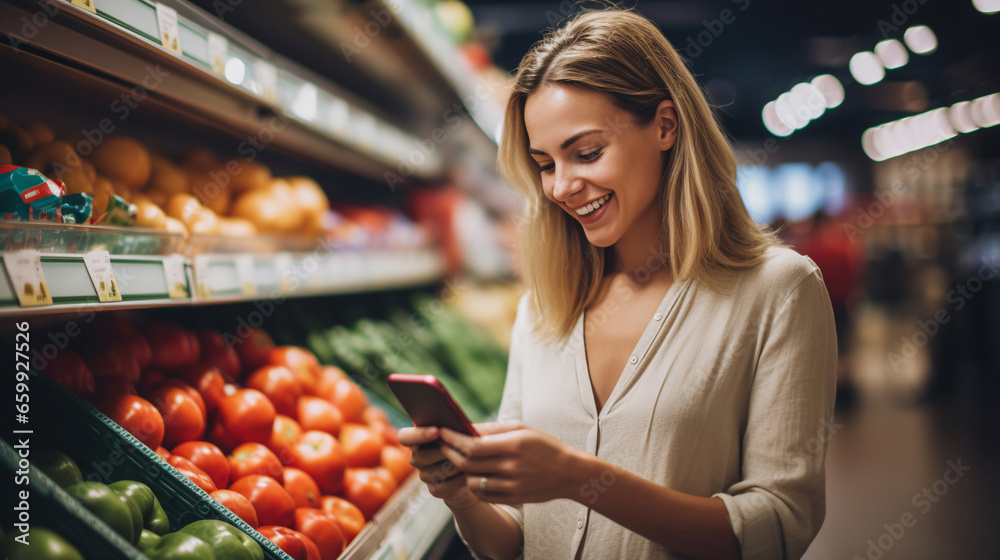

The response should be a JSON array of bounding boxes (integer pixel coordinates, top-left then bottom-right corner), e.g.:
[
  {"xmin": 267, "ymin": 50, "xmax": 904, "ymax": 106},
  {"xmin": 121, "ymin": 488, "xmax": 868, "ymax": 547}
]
[{"xmin": 608, "ymin": 204, "xmax": 672, "ymax": 285}]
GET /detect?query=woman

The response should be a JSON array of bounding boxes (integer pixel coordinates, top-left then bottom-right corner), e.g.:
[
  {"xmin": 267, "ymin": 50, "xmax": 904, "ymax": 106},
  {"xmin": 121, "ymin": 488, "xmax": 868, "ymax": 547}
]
[{"xmin": 399, "ymin": 8, "xmax": 836, "ymax": 560}]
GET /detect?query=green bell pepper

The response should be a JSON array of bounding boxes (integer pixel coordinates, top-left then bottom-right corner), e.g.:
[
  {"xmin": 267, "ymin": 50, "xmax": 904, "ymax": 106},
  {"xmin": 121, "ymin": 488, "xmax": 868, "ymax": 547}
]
[
  {"xmin": 144, "ymin": 532, "xmax": 217, "ymax": 560},
  {"xmin": 5, "ymin": 527, "xmax": 84, "ymax": 560},
  {"xmin": 178, "ymin": 520, "xmax": 263, "ymax": 560},
  {"xmin": 148, "ymin": 496, "xmax": 171, "ymax": 535},
  {"xmin": 33, "ymin": 450, "xmax": 83, "ymax": 488},
  {"xmin": 138, "ymin": 529, "xmax": 162, "ymax": 554},
  {"xmin": 64, "ymin": 481, "xmax": 135, "ymax": 544},
  {"xmin": 109, "ymin": 480, "xmax": 170, "ymax": 535}
]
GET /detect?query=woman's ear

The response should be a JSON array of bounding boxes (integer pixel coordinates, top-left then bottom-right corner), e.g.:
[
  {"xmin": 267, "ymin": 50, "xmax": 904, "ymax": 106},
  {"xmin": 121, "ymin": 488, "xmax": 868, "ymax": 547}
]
[{"xmin": 655, "ymin": 100, "xmax": 678, "ymax": 151}]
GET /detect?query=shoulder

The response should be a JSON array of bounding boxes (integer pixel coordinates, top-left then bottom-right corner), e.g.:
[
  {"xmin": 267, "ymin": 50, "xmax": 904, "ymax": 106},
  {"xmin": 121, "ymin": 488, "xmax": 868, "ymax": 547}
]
[{"xmin": 749, "ymin": 245, "xmax": 823, "ymax": 293}]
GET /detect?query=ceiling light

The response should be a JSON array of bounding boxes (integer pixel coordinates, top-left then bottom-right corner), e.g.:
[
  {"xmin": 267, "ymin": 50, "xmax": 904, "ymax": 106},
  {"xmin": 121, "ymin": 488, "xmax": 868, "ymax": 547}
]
[
  {"xmin": 762, "ymin": 101, "xmax": 794, "ymax": 137},
  {"xmin": 875, "ymin": 39, "xmax": 909, "ymax": 69},
  {"xmin": 972, "ymin": 0, "xmax": 1000, "ymax": 14},
  {"xmin": 225, "ymin": 58, "xmax": 246, "ymax": 85},
  {"xmin": 849, "ymin": 51, "xmax": 885, "ymax": 85},
  {"xmin": 948, "ymin": 102, "xmax": 979, "ymax": 133},
  {"xmin": 811, "ymin": 74, "xmax": 844, "ymax": 108},
  {"xmin": 903, "ymin": 25, "xmax": 938, "ymax": 54}
]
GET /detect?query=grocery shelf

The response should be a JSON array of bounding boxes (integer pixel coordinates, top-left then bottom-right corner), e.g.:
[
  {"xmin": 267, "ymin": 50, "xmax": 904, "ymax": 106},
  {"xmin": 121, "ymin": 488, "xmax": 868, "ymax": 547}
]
[{"xmin": 0, "ymin": 0, "xmax": 444, "ymax": 181}]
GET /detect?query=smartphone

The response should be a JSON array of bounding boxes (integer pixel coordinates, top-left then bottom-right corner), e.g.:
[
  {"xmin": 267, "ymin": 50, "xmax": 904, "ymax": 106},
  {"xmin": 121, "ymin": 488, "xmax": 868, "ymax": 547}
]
[{"xmin": 387, "ymin": 374, "xmax": 480, "ymax": 436}]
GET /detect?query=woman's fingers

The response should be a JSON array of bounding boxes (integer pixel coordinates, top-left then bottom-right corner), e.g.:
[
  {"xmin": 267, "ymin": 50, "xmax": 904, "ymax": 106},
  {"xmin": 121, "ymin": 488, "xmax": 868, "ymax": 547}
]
[
  {"xmin": 440, "ymin": 444, "xmax": 510, "ymax": 475},
  {"xmin": 440, "ymin": 427, "xmax": 520, "ymax": 458},
  {"xmin": 473, "ymin": 421, "xmax": 525, "ymax": 436},
  {"xmin": 397, "ymin": 426, "xmax": 439, "ymax": 447},
  {"xmin": 410, "ymin": 444, "xmax": 448, "ymax": 468}
]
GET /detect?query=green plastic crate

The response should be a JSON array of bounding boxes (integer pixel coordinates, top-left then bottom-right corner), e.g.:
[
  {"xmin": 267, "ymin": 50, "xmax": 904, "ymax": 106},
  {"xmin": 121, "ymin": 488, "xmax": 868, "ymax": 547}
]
[{"xmin": 30, "ymin": 373, "xmax": 293, "ymax": 560}]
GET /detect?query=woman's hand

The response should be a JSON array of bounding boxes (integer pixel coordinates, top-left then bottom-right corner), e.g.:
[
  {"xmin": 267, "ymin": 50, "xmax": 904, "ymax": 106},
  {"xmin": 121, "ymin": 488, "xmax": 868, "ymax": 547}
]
[
  {"xmin": 438, "ymin": 422, "xmax": 582, "ymax": 505},
  {"xmin": 397, "ymin": 425, "xmax": 479, "ymax": 509}
]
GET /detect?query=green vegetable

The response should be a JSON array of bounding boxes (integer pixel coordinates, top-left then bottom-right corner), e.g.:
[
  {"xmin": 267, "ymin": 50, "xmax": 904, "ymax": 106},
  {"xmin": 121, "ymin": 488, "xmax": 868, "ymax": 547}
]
[
  {"xmin": 138, "ymin": 529, "xmax": 162, "ymax": 554},
  {"xmin": 109, "ymin": 480, "xmax": 170, "ymax": 535},
  {"xmin": 33, "ymin": 450, "xmax": 83, "ymax": 488},
  {"xmin": 148, "ymin": 496, "xmax": 171, "ymax": 535},
  {"xmin": 64, "ymin": 481, "xmax": 135, "ymax": 544},
  {"xmin": 144, "ymin": 532, "xmax": 217, "ymax": 560},
  {"xmin": 178, "ymin": 520, "xmax": 263, "ymax": 560},
  {"xmin": 5, "ymin": 527, "xmax": 83, "ymax": 560}
]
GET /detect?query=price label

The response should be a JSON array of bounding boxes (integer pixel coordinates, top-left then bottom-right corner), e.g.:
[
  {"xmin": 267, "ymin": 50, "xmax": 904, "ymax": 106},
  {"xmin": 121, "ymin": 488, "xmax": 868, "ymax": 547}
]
[
  {"xmin": 235, "ymin": 254, "xmax": 256, "ymax": 296},
  {"xmin": 208, "ymin": 32, "xmax": 228, "ymax": 77},
  {"xmin": 163, "ymin": 254, "xmax": 189, "ymax": 298},
  {"xmin": 193, "ymin": 255, "xmax": 213, "ymax": 299},
  {"xmin": 254, "ymin": 59, "xmax": 279, "ymax": 104},
  {"xmin": 155, "ymin": 3, "xmax": 182, "ymax": 55},
  {"xmin": 3, "ymin": 250, "xmax": 52, "ymax": 307},
  {"xmin": 70, "ymin": 0, "xmax": 97, "ymax": 13},
  {"xmin": 274, "ymin": 252, "xmax": 294, "ymax": 294},
  {"xmin": 83, "ymin": 251, "xmax": 122, "ymax": 303}
]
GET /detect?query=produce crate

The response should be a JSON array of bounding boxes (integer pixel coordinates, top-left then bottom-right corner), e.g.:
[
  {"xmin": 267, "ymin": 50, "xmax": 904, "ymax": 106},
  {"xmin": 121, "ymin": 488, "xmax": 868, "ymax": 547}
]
[
  {"xmin": 0, "ymin": 437, "xmax": 145, "ymax": 560},
  {"xmin": 28, "ymin": 372, "xmax": 294, "ymax": 560}
]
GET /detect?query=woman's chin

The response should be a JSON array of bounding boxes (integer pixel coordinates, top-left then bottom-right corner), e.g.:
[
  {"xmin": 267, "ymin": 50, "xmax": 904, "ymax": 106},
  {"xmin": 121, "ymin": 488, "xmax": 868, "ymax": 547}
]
[{"xmin": 584, "ymin": 229, "xmax": 618, "ymax": 248}]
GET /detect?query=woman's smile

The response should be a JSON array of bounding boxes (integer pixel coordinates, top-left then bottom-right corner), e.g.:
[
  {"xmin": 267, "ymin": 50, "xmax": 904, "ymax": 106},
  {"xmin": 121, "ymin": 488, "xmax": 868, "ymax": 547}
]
[{"xmin": 573, "ymin": 193, "xmax": 614, "ymax": 225}]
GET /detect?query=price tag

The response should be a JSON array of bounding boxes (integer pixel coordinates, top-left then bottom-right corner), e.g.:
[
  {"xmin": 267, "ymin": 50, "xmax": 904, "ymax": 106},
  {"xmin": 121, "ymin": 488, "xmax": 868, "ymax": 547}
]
[
  {"xmin": 274, "ymin": 252, "xmax": 294, "ymax": 294},
  {"xmin": 3, "ymin": 250, "xmax": 52, "ymax": 307},
  {"xmin": 83, "ymin": 251, "xmax": 122, "ymax": 303},
  {"xmin": 163, "ymin": 254, "xmax": 189, "ymax": 298},
  {"xmin": 254, "ymin": 60, "xmax": 279, "ymax": 104},
  {"xmin": 235, "ymin": 254, "xmax": 256, "ymax": 296},
  {"xmin": 70, "ymin": 0, "xmax": 97, "ymax": 13},
  {"xmin": 193, "ymin": 255, "xmax": 213, "ymax": 299},
  {"xmin": 155, "ymin": 3, "xmax": 182, "ymax": 55},
  {"xmin": 208, "ymin": 32, "xmax": 228, "ymax": 77}
]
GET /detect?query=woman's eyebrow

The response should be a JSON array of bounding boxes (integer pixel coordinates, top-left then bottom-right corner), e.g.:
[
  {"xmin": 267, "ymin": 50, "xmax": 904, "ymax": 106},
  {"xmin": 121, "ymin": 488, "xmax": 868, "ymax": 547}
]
[{"xmin": 528, "ymin": 129, "xmax": 604, "ymax": 155}]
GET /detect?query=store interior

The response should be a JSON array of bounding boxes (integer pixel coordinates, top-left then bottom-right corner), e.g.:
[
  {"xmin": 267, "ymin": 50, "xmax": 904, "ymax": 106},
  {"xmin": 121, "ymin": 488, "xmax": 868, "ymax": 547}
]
[{"xmin": 1, "ymin": 0, "xmax": 998, "ymax": 558}]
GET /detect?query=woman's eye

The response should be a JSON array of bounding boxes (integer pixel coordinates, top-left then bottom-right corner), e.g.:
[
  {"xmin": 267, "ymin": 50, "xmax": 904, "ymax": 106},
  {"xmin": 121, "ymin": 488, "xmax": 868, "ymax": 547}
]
[
  {"xmin": 579, "ymin": 147, "xmax": 604, "ymax": 161},
  {"xmin": 538, "ymin": 163, "xmax": 555, "ymax": 174}
]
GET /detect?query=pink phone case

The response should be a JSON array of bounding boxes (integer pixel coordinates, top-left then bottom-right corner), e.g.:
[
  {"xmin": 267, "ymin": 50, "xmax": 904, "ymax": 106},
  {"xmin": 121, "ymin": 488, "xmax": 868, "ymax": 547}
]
[{"xmin": 387, "ymin": 374, "xmax": 480, "ymax": 436}]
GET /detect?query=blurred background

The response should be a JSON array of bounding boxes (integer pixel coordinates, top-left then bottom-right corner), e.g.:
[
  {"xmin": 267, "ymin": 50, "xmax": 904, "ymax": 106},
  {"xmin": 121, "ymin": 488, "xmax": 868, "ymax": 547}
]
[{"xmin": 1, "ymin": 0, "xmax": 998, "ymax": 558}]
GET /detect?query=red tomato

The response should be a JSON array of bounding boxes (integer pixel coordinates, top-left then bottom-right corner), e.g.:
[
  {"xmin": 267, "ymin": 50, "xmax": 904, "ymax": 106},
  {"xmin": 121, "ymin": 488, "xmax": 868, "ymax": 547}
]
[
  {"xmin": 229, "ymin": 442, "xmax": 285, "ymax": 484},
  {"xmin": 229, "ymin": 475, "xmax": 296, "ymax": 527},
  {"xmin": 339, "ymin": 423, "xmax": 382, "ymax": 468},
  {"xmin": 167, "ymin": 455, "xmax": 217, "ymax": 493},
  {"xmin": 269, "ymin": 415, "xmax": 303, "ymax": 466},
  {"xmin": 361, "ymin": 406, "xmax": 389, "ymax": 427},
  {"xmin": 293, "ymin": 508, "xmax": 345, "ymax": 560},
  {"xmin": 147, "ymin": 322, "xmax": 199, "ymax": 371},
  {"xmin": 95, "ymin": 394, "xmax": 164, "ymax": 450},
  {"xmin": 45, "ymin": 350, "xmax": 95, "ymax": 398},
  {"xmin": 198, "ymin": 328, "xmax": 241, "ymax": 381},
  {"xmin": 172, "ymin": 441, "xmax": 230, "ymax": 490},
  {"xmin": 95, "ymin": 376, "xmax": 137, "ymax": 398},
  {"xmin": 258, "ymin": 526, "xmax": 321, "ymax": 560},
  {"xmin": 380, "ymin": 445, "xmax": 414, "ymax": 484},
  {"xmin": 313, "ymin": 366, "xmax": 347, "ymax": 398},
  {"xmin": 283, "ymin": 467, "xmax": 321, "ymax": 509},
  {"xmin": 290, "ymin": 431, "xmax": 347, "ymax": 495},
  {"xmin": 245, "ymin": 365, "xmax": 302, "ymax": 418},
  {"xmin": 144, "ymin": 382, "xmax": 206, "ymax": 448},
  {"xmin": 364, "ymin": 408, "xmax": 398, "ymax": 446},
  {"xmin": 154, "ymin": 446, "xmax": 171, "ymax": 460},
  {"xmin": 268, "ymin": 347, "xmax": 320, "ymax": 395},
  {"xmin": 232, "ymin": 327, "xmax": 275, "ymax": 377},
  {"xmin": 319, "ymin": 496, "xmax": 365, "ymax": 543},
  {"xmin": 211, "ymin": 489, "xmax": 259, "ymax": 528},
  {"xmin": 124, "ymin": 329, "xmax": 153, "ymax": 370},
  {"xmin": 137, "ymin": 370, "xmax": 166, "ymax": 393},
  {"xmin": 321, "ymin": 379, "xmax": 367, "ymax": 424},
  {"xmin": 87, "ymin": 340, "xmax": 141, "ymax": 382},
  {"xmin": 343, "ymin": 467, "xmax": 397, "ymax": 520},
  {"xmin": 173, "ymin": 364, "xmax": 226, "ymax": 414},
  {"xmin": 157, "ymin": 379, "xmax": 207, "ymax": 418},
  {"xmin": 214, "ymin": 389, "xmax": 276, "ymax": 451},
  {"xmin": 297, "ymin": 396, "xmax": 342, "ymax": 436}
]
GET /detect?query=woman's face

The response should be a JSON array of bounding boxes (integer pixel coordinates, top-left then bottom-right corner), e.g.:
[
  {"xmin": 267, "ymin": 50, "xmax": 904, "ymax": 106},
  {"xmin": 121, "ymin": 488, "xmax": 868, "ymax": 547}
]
[{"xmin": 524, "ymin": 83, "xmax": 676, "ymax": 248}]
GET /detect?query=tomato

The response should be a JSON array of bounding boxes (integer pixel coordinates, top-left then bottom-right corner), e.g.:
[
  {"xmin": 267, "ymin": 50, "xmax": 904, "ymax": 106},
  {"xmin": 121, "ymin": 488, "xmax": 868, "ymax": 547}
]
[
  {"xmin": 283, "ymin": 467, "xmax": 321, "ymax": 509},
  {"xmin": 290, "ymin": 431, "xmax": 347, "ymax": 495},
  {"xmin": 214, "ymin": 389, "xmax": 276, "ymax": 452},
  {"xmin": 154, "ymin": 446, "xmax": 171, "ymax": 460},
  {"xmin": 321, "ymin": 378, "xmax": 367, "ymax": 424},
  {"xmin": 380, "ymin": 445, "xmax": 414, "ymax": 484},
  {"xmin": 158, "ymin": 379, "xmax": 207, "ymax": 418},
  {"xmin": 95, "ymin": 394, "xmax": 164, "ymax": 450},
  {"xmin": 124, "ymin": 329, "xmax": 153, "ymax": 370},
  {"xmin": 87, "ymin": 340, "xmax": 141, "ymax": 382},
  {"xmin": 297, "ymin": 396, "xmax": 342, "ymax": 436},
  {"xmin": 198, "ymin": 328, "xmax": 241, "ymax": 381},
  {"xmin": 364, "ymin": 408, "xmax": 398, "ymax": 446},
  {"xmin": 245, "ymin": 365, "xmax": 302, "ymax": 417},
  {"xmin": 343, "ymin": 467, "xmax": 397, "ymax": 520},
  {"xmin": 138, "ymin": 369, "xmax": 166, "ymax": 393},
  {"xmin": 144, "ymin": 382, "xmax": 206, "ymax": 447},
  {"xmin": 319, "ymin": 496, "xmax": 365, "ymax": 543},
  {"xmin": 293, "ymin": 508, "xmax": 345, "ymax": 560},
  {"xmin": 44, "ymin": 350, "xmax": 95, "ymax": 398},
  {"xmin": 167, "ymin": 455, "xmax": 218, "ymax": 493},
  {"xmin": 362, "ymin": 406, "xmax": 388, "ymax": 426},
  {"xmin": 229, "ymin": 442, "xmax": 284, "ymax": 484},
  {"xmin": 233, "ymin": 327, "xmax": 275, "ymax": 377},
  {"xmin": 172, "ymin": 441, "xmax": 230, "ymax": 490},
  {"xmin": 313, "ymin": 366, "xmax": 347, "ymax": 398},
  {"xmin": 173, "ymin": 364, "xmax": 226, "ymax": 414},
  {"xmin": 258, "ymin": 526, "xmax": 321, "ymax": 560},
  {"xmin": 147, "ymin": 322, "xmax": 199, "ymax": 371},
  {"xmin": 269, "ymin": 415, "xmax": 303, "ymax": 466},
  {"xmin": 211, "ymin": 489, "xmax": 259, "ymax": 528},
  {"xmin": 268, "ymin": 347, "xmax": 320, "ymax": 395},
  {"xmin": 229, "ymin": 475, "xmax": 296, "ymax": 527},
  {"xmin": 95, "ymin": 376, "xmax": 137, "ymax": 398},
  {"xmin": 339, "ymin": 423, "xmax": 382, "ymax": 468}
]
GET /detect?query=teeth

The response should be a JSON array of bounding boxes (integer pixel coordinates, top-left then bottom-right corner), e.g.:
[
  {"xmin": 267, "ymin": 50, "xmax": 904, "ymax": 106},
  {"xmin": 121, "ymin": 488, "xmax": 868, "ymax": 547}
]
[{"xmin": 576, "ymin": 194, "xmax": 611, "ymax": 216}]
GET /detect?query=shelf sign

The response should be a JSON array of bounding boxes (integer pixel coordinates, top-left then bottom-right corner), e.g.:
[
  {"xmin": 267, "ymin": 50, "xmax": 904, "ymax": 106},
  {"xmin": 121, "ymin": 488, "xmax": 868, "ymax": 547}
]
[
  {"xmin": 69, "ymin": 0, "xmax": 97, "ymax": 14},
  {"xmin": 208, "ymin": 32, "xmax": 228, "ymax": 77},
  {"xmin": 155, "ymin": 3, "xmax": 182, "ymax": 55},
  {"xmin": 163, "ymin": 254, "xmax": 189, "ymax": 299},
  {"xmin": 83, "ymin": 251, "xmax": 122, "ymax": 303},
  {"xmin": 3, "ymin": 250, "xmax": 53, "ymax": 307},
  {"xmin": 274, "ymin": 252, "xmax": 294, "ymax": 294},
  {"xmin": 254, "ymin": 60, "xmax": 279, "ymax": 104},
  {"xmin": 235, "ymin": 254, "xmax": 257, "ymax": 296},
  {"xmin": 193, "ymin": 255, "xmax": 213, "ymax": 299}
]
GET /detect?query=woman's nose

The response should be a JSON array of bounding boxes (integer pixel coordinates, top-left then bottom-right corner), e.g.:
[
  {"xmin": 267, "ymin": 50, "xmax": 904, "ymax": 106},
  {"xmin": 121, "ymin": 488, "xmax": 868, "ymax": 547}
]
[{"xmin": 552, "ymin": 167, "xmax": 584, "ymax": 202}]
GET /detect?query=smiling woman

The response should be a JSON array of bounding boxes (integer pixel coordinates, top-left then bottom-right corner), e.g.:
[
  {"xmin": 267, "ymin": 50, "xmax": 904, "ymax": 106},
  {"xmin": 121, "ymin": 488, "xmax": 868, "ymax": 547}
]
[{"xmin": 397, "ymin": 7, "xmax": 837, "ymax": 560}]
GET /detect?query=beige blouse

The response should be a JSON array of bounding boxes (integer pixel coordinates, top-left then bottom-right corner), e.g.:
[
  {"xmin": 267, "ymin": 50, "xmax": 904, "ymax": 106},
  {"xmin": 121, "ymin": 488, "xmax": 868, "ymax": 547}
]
[{"xmin": 460, "ymin": 246, "xmax": 837, "ymax": 560}]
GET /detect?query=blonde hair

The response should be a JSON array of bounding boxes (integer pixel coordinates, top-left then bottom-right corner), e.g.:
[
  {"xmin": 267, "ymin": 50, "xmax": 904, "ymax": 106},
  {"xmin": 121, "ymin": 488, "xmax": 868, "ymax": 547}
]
[{"xmin": 500, "ymin": 8, "xmax": 778, "ymax": 341}]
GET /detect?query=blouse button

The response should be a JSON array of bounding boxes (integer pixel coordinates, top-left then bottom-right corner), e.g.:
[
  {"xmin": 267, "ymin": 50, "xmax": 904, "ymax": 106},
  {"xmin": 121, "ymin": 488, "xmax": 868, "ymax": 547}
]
[
  {"xmin": 577, "ymin": 519, "xmax": 584, "ymax": 529},
  {"xmin": 654, "ymin": 313, "xmax": 662, "ymax": 321},
  {"xmin": 629, "ymin": 356, "xmax": 638, "ymax": 364}
]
